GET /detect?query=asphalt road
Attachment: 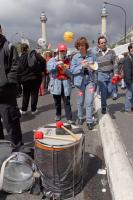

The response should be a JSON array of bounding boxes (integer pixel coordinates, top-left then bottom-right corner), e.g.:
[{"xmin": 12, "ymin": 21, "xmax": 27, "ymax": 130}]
[{"xmin": 0, "ymin": 89, "xmax": 112, "ymax": 200}]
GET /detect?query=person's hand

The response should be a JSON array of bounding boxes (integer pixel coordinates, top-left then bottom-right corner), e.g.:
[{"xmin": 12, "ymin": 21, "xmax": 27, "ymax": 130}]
[
  {"xmin": 81, "ymin": 60, "xmax": 89, "ymax": 68},
  {"xmin": 89, "ymin": 62, "xmax": 98, "ymax": 70},
  {"xmin": 114, "ymin": 73, "xmax": 118, "ymax": 76}
]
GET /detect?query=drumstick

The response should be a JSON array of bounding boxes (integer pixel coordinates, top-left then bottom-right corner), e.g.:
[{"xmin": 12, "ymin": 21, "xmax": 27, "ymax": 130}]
[
  {"xmin": 56, "ymin": 121, "xmax": 80, "ymax": 141},
  {"xmin": 34, "ymin": 131, "xmax": 76, "ymax": 142},
  {"xmin": 44, "ymin": 135, "xmax": 76, "ymax": 142}
]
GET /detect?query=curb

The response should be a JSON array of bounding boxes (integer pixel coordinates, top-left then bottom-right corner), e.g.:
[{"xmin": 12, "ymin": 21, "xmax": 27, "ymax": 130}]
[{"xmin": 94, "ymin": 96, "xmax": 133, "ymax": 200}]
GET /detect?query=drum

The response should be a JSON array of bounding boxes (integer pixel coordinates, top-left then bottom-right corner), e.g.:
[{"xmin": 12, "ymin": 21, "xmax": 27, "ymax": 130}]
[
  {"xmin": 34, "ymin": 123, "xmax": 85, "ymax": 199},
  {"xmin": 2, "ymin": 152, "xmax": 35, "ymax": 193}
]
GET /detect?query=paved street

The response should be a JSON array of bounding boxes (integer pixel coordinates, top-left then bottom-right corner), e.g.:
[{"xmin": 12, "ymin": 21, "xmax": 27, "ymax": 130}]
[{"xmin": 0, "ymin": 88, "xmax": 112, "ymax": 200}]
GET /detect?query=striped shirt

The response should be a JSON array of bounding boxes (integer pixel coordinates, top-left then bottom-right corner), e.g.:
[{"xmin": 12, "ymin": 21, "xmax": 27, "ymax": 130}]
[{"xmin": 96, "ymin": 48, "xmax": 118, "ymax": 74}]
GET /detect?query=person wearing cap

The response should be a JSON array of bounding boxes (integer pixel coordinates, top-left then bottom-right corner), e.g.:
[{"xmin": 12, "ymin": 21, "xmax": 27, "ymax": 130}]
[
  {"xmin": 47, "ymin": 43, "xmax": 74, "ymax": 124},
  {"xmin": 0, "ymin": 25, "xmax": 23, "ymax": 147},
  {"xmin": 70, "ymin": 37, "xmax": 98, "ymax": 130}
]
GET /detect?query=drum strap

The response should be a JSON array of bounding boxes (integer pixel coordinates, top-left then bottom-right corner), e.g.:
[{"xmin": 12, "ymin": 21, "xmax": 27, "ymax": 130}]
[{"xmin": 0, "ymin": 154, "xmax": 16, "ymax": 190}]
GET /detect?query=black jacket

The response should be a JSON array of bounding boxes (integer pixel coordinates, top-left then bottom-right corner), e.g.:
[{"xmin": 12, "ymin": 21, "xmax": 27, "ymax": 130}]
[
  {"xmin": 18, "ymin": 51, "xmax": 46, "ymax": 83},
  {"xmin": 0, "ymin": 34, "xmax": 19, "ymax": 97},
  {"xmin": 123, "ymin": 54, "xmax": 133, "ymax": 85}
]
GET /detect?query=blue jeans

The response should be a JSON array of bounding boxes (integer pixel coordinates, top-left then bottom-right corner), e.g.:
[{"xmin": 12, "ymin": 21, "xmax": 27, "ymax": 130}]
[
  {"xmin": 125, "ymin": 83, "xmax": 133, "ymax": 111},
  {"xmin": 112, "ymin": 84, "xmax": 118, "ymax": 98},
  {"xmin": 98, "ymin": 72, "xmax": 113, "ymax": 108},
  {"xmin": 75, "ymin": 82, "xmax": 95, "ymax": 123}
]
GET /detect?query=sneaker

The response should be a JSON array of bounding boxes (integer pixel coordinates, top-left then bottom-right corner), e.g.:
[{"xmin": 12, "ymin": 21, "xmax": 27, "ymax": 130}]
[
  {"xmin": 92, "ymin": 116, "xmax": 98, "ymax": 125},
  {"xmin": 31, "ymin": 109, "xmax": 38, "ymax": 115},
  {"xmin": 67, "ymin": 120, "xmax": 75, "ymax": 125},
  {"xmin": 77, "ymin": 118, "xmax": 84, "ymax": 125},
  {"xmin": 55, "ymin": 115, "xmax": 61, "ymax": 121},
  {"xmin": 121, "ymin": 87, "xmax": 126, "ymax": 90},
  {"xmin": 112, "ymin": 96, "xmax": 117, "ymax": 100},
  {"xmin": 101, "ymin": 107, "xmax": 106, "ymax": 114},
  {"xmin": 20, "ymin": 109, "xmax": 28, "ymax": 115},
  {"xmin": 87, "ymin": 123, "xmax": 94, "ymax": 130}
]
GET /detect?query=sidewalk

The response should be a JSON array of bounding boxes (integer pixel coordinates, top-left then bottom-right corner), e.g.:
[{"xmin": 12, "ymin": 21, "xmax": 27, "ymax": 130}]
[{"xmin": 94, "ymin": 88, "xmax": 133, "ymax": 200}]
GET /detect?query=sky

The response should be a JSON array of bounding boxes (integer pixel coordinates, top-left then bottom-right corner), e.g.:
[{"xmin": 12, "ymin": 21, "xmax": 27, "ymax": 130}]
[{"xmin": 0, "ymin": 0, "xmax": 132, "ymax": 48}]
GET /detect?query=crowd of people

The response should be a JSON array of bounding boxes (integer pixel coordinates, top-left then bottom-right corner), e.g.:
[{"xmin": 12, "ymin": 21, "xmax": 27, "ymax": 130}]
[{"xmin": 0, "ymin": 23, "xmax": 133, "ymax": 147}]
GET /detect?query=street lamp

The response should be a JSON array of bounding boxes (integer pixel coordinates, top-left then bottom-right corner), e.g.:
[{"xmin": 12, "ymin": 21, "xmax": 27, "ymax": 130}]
[{"xmin": 104, "ymin": 2, "xmax": 127, "ymax": 44}]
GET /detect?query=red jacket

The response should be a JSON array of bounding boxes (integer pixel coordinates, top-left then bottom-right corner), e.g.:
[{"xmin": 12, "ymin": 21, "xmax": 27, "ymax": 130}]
[{"xmin": 56, "ymin": 58, "xmax": 70, "ymax": 80}]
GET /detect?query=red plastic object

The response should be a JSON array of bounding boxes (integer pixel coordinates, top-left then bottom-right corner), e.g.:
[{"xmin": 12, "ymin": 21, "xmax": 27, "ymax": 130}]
[
  {"xmin": 56, "ymin": 121, "xmax": 64, "ymax": 128},
  {"xmin": 34, "ymin": 131, "xmax": 44, "ymax": 139},
  {"xmin": 112, "ymin": 75, "xmax": 122, "ymax": 85}
]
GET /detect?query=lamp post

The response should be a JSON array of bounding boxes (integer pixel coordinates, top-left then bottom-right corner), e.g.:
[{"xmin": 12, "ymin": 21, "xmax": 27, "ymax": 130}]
[
  {"xmin": 101, "ymin": 3, "xmax": 108, "ymax": 36},
  {"xmin": 40, "ymin": 11, "xmax": 47, "ymax": 45},
  {"xmin": 104, "ymin": 2, "xmax": 127, "ymax": 44}
]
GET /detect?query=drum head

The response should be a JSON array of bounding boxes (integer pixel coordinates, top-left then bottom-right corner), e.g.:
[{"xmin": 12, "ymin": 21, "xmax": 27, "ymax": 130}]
[
  {"xmin": 4, "ymin": 162, "xmax": 33, "ymax": 182},
  {"xmin": 35, "ymin": 123, "xmax": 83, "ymax": 149},
  {"xmin": 2, "ymin": 152, "xmax": 35, "ymax": 193}
]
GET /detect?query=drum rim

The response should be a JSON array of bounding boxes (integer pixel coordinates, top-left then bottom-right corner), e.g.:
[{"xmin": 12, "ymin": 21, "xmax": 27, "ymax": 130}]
[{"xmin": 35, "ymin": 140, "xmax": 80, "ymax": 151}]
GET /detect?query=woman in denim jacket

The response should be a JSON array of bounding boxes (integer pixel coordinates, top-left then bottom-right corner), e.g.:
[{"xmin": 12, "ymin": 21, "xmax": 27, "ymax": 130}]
[
  {"xmin": 47, "ymin": 43, "xmax": 74, "ymax": 124},
  {"xmin": 70, "ymin": 37, "xmax": 98, "ymax": 130}
]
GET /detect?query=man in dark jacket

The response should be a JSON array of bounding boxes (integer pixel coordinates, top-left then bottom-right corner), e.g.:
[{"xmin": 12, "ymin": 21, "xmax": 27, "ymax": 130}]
[
  {"xmin": 123, "ymin": 43, "xmax": 133, "ymax": 113},
  {"xmin": 19, "ymin": 43, "xmax": 46, "ymax": 114},
  {"xmin": 0, "ymin": 24, "xmax": 23, "ymax": 146}
]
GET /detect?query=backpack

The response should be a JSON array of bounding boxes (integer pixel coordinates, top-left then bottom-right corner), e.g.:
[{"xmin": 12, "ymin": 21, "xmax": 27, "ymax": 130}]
[
  {"xmin": 28, "ymin": 50, "xmax": 46, "ymax": 73},
  {"xmin": 19, "ymin": 50, "xmax": 46, "ymax": 83}
]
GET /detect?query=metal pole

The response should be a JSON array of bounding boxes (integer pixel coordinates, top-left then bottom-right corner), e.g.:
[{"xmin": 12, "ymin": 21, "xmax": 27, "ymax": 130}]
[{"xmin": 104, "ymin": 2, "xmax": 127, "ymax": 44}]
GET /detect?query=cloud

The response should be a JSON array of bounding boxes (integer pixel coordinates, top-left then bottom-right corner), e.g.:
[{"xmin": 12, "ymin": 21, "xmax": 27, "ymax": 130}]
[{"xmin": 0, "ymin": 0, "xmax": 132, "ymax": 48}]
